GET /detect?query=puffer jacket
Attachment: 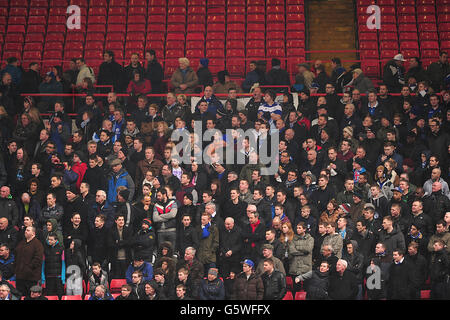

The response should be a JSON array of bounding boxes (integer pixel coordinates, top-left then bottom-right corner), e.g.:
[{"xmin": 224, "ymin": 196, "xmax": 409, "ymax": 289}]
[
  {"xmin": 288, "ymin": 233, "xmax": 314, "ymax": 275},
  {"xmin": 0, "ymin": 198, "xmax": 19, "ymax": 228},
  {"xmin": 261, "ymin": 270, "xmax": 287, "ymax": 300},
  {"xmin": 232, "ymin": 272, "xmax": 264, "ymax": 300},
  {"xmin": 198, "ymin": 277, "xmax": 225, "ymax": 300},
  {"xmin": 430, "ymin": 250, "xmax": 449, "ymax": 282},
  {"xmin": 153, "ymin": 199, "xmax": 178, "ymax": 232}
]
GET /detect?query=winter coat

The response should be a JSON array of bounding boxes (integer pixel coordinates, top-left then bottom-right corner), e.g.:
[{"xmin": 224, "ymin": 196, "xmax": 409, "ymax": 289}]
[
  {"xmin": 171, "ymin": 67, "xmax": 199, "ymax": 94},
  {"xmin": 382, "ymin": 59, "xmax": 405, "ymax": 93},
  {"xmin": 125, "ymin": 262, "xmax": 153, "ymax": 284},
  {"xmin": 87, "ymin": 269, "xmax": 109, "ymax": 294},
  {"xmin": 261, "ymin": 270, "xmax": 287, "ymax": 300},
  {"xmin": 218, "ymin": 227, "xmax": 242, "ymax": 262},
  {"xmin": 387, "ymin": 258, "xmax": 418, "ymax": 300},
  {"xmin": 153, "ymin": 199, "xmax": 178, "ymax": 233},
  {"xmin": 88, "ymin": 201, "xmax": 115, "ymax": 231},
  {"xmin": 353, "ymin": 72, "xmax": 375, "ymax": 94},
  {"xmin": 107, "ymin": 226, "xmax": 133, "ymax": 263},
  {"xmin": 133, "ymin": 227, "xmax": 156, "ymax": 262},
  {"xmin": 145, "ymin": 59, "xmax": 164, "ymax": 93},
  {"xmin": 107, "ymin": 168, "xmax": 135, "ymax": 205},
  {"xmin": 232, "ymin": 272, "xmax": 264, "ymax": 300},
  {"xmin": 0, "ymin": 224, "xmax": 18, "ymax": 250},
  {"xmin": 429, "ymin": 249, "xmax": 449, "ymax": 283},
  {"xmin": 176, "ymin": 224, "xmax": 200, "ymax": 256},
  {"xmin": 378, "ymin": 225, "xmax": 406, "ymax": 254},
  {"xmin": 328, "ymin": 270, "xmax": 359, "ymax": 300},
  {"xmin": 428, "ymin": 232, "xmax": 450, "ymax": 254},
  {"xmin": 199, "ymin": 278, "xmax": 225, "ymax": 300},
  {"xmin": 288, "ymin": 233, "xmax": 314, "ymax": 275},
  {"xmin": 342, "ymin": 241, "xmax": 365, "ymax": 282},
  {"xmin": 197, "ymin": 223, "xmax": 219, "ymax": 265},
  {"xmin": 0, "ymin": 198, "xmax": 19, "ymax": 228},
  {"xmin": 41, "ymin": 239, "xmax": 65, "ymax": 284},
  {"xmin": 322, "ymin": 233, "xmax": 344, "ymax": 259},
  {"xmin": 241, "ymin": 219, "xmax": 266, "ymax": 259},
  {"xmin": 299, "ymin": 269, "xmax": 330, "ymax": 300},
  {"xmin": 40, "ymin": 204, "xmax": 64, "ymax": 232},
  {"xmin": 256, "ymin": 256, "xmax": 286, "ymax": 276},
  {"xmin": 87, "ymin": 225, "xmax": 109, "ymax": 264},
  {"xmin": 0, "ymin": 253, "xmax": 15, "ymax": 280},
  {"xmin": 98, "ymin": 60, "xmax": 125, "ymax": 92},
  {"xmin": 15, "ymin": 236, "xmax": 44, "ymax": 281},
  {"xmin": 65, "ymin": 239, "xmax": 87, "ymax": 280}
]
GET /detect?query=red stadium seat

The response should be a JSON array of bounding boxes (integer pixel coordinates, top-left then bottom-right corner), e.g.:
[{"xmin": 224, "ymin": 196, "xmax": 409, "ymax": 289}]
[
  {"xmin": 5, "ymin": 43, "xmax": 24, "ymax": 52},
  {"xmin": 246, "ymin": 48, "xmax": 265, "ymax": 58},
  {"xmin": 420, "ymin": 290, "xmax": 431, "ymax": 300},
  {"xmin": 379, "ymin": 33, "xmax": 397, "ymax": 41},
  {"xmin": 187, "ymin": 24, "xmax": 206, "ymax": 33},
  {"xmin": 295, "ymin": 291, "xmax": 306, "ymax": 300},
  {"xmin": 25, "ymin": 33, "xmax": 44, "ymax": 43},
  {"xmin": 397, "ymin": 6, "xmax": 415, "ymax": 15},
  {"xmin": 28, "ymin": 16, "xmax": 47, "ymax": 25},
  {"xmin": 24, "ymin": 43, "xmax": 43, "ymax": 52},
  {"xmin": 361, "ymin": 59, "xmax": 380, "ymax": 78},
  {"xmin": 226, "ymin": 49, "xmax": 244, "ymax": 58},
  {"xmin": 359, "ymin": 33, "xmax": 378, "ymax": 41},
  {"xmin": 282, "ymin": 291, "xmax": 293, "ymax": 300},
  {"xmin": 419, "ymin": 23, "xmax": 437, "ymax": 33},
  {"xmin": 7, "ymin": 25, "xmax": 26, "ymax": 34},
  {"xmin": 417, "ymin": 5, "xmax": 435, "ymax": 14},
  {"xmin": 45, "ymin": 296, "xmax": 59, "ymax": 300},
  {"xmin": 27, "ymin": 25, "xmax": 47, "ymax": 34},
  {"xmin": 247, "ymin": 14, "xmax": 265, "ymax": 23},
  {"xmin": 380, "ymin": 49, "xmax": 399, "ymax": 59},
  {"xmin": 440, "ymin": 32, "xmax": 450, "ymax": 40},
  {"xmin": 5, "ymin": 33, "xmax": 24, "ymax": 43},
  {"xmin": 420, "ymin": 32, "xmax": 438, "ymax": 41},
  {"xmin": 380, "ymin": 41, "xmax": 399, "ymax": 50},
  {"xmin": 399, "ymin": 33, "xmax": 418, "ymax": 41},
  {"xmin": 9, "ymin": 8, "xmax": 28, "ymax": 16},
  {"xmin": 61, "ymin": 295, "xmax": 82, "ymax": 300}
]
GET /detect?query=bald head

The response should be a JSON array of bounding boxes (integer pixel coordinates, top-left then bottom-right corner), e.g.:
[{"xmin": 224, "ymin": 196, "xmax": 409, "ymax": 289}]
[
  {"xmin": 224, "ymin": 217, "xmax": 235, "ymax": 230},
  {"xmin": 0, "ymin": 217, "xmax": 8, "ymax": 230}
]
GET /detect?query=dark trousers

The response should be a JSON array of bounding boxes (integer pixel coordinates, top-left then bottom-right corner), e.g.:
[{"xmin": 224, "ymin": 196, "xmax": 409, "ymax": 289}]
[
  {"xmin": 16, "ymin": 279, "xmax": 39, "ymax": 297},
  {"xmin": 45, "ymin": 277, "xmax": 64, "ymax": 297},
  {"xmin": 111, "ymin": 259, "xmax": 129, "ymax": 279}
]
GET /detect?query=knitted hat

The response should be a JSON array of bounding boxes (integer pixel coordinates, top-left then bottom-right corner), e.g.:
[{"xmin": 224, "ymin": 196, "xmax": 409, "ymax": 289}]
[
  {"xmin": 364, "ymin": 203, "xmax": 376, "ymax": 210},
  {"xmin": 119, "ymin": 188, "xmax": 130, "ymax": 200},
  {"xmin": 304, "ymin": 171, "xmax": 316, "ymax": 184},
  {"xmin": 338, "ymin": 203, "xmax": 351, "ymax": 214},
  {"xmin": 208, "ymin": 268, "xmax": 219, "ymax": 277},
  {"xmin": 353, "ymin": 190, "xmax": 363, "ymax": 199},
  {"xmin": 110, "ymin": 158, "xmax": 122, "ymax": 167},
  {"xmin": 184, "ymin": 193, "xmax": 194, "ymax": 202},
  {"xmin": 67, "ymin": 185, "xmax": 78, "ymax": 195},
  {"xmin": 343, "ymin": 126, "xmax": 354, "ymax": 137},
  {"xmin": 200, "ymin": 58, "xmax": 209, "ymax": 67},
  {"xmin": 142, "ymin": 218, "xmax": 152, "ymax": 228}
]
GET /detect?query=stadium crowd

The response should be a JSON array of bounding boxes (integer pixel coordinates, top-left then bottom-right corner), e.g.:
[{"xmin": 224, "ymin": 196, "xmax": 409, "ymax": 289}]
[{"xmin": 0, "ymin": 49, "xmax": 449, "ymax": 301}]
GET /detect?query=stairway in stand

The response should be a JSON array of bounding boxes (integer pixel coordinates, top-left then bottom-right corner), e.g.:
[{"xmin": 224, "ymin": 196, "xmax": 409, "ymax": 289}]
[{"xmin": 307, "ymin": 0, "xmax": 357, "ymax": 73}]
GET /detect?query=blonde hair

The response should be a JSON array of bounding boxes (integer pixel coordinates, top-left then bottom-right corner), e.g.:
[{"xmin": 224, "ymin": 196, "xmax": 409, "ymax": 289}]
[
  {"xmin": 178, "ymin": 57, "xmax": 190, "ymax": 67},
  {"xmin": 279, "ymin": 222, "xmax": 294, "ymax": 243}
]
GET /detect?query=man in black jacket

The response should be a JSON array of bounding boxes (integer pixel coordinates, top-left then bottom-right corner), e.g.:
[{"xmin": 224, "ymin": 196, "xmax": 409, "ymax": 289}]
[
  {"xmin": 328, "ymin": 259, "xmax": 358, "ymax": 300},
  {"xmin": 429, "ymin": 239, "xmax": 449, "ymax": 299},
  {"xmin": 133, "ymin": 218, "xmax": 156, "ymax": 264},
  {"xmin": 145, "ymin": 50, "xmax": 164, "ymax": 94},
  {"xmin": 20, "ymin": 62, "xmax": 41, "ymax": 94},
  {"xmin": 265, "ymin": 58, "xmax": 290, "ymax": 93},
  {"xmin": 218, "ymin": 217, "xmax": 242, "ymax": 278},
  {"xmin": 387, "ymin": 248, "xmax": 419, "ymax": 300},
  {"xmin": 108, "ymin": 214, "xmax": 133, "ymax": 279},
  {"xmin": 97, "ymin": 50, "xmax": 125, "ymax": 93},
  {"xmin": 176, "ymin": 214, "xmax": 199, "ymax": 258},
  {"xmin": 0, "ymin": 218, "xmax": 17, "ymax": 251},
  {"xmin": 405, "ymin": 242, "xmax": 428, "ymax": 299},
  {"xmin": 261, "ymin": 258, "xmax": 286, "ymax": 300},
  {"xmin": 87, "ymin": 214, "xmax": 109, "ymax": 270}
]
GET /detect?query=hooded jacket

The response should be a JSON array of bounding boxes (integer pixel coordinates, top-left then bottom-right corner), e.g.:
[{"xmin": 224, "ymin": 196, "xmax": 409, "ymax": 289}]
[
  {"xmin": 107, "ymin": 168, "xmax": 135, "ymax": 205},
  {"xmin": 41, "ymin": 238, "xmax": 66, "ymax": 284},
  {"xmin": 42, "ymin": 218, "xmax": 64, "ymax": 246},
  {"xmin": 133, "ymin": 227, "xmax": 156, "ymax": 261},
  {"xmin": 199, "ymin": 277, "xmax": 225, "ymax": 300},
  {"xmin": 125, "ymin": 261, "xmax": 154, "ymax": 284},
  {"xmin": 342, "ymin": 240, "xmax": 364, "ymax": 282}
]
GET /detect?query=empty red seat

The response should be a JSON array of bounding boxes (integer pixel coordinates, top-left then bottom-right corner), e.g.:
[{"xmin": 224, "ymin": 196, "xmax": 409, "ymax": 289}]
[
  {"xmin": 167, "ymin": 24, "xmax": 185, "ymax": 33},
  {"xmin": 247, "ymin": 40, "xmax": 264, "ymax": 49},
  {"xmin": 7, "ymin": 25, "xmax": 26, "ymax": 34},
  {"xmin": 439, "ymin": 23, "xmax": 450, "ymax": 32},
  {"xmin": 287, "ymin": 22, "xmax": 305, "ymax": 32},
  {"xmin": 282, "ymin": 292, "xmax": 293, "ymax": 300},
  {"xmin": 360, "ymin": 33, "xmax": 378, "ymax": 41},
  {"xmin": 27, "ymin": 25, "xmax": 47, "ymax": 34},
  {"xmin": 418, "ymin": 15, "xmax": 436, "ymax": 23},
  {"xmin": 206, "ymin": 48, "xmax": 225, "ymax": 58},
  {"xmin": 226, "ymin": 41, "xmax": 244, "ymax": 50},
  {"xmin": 417, "ymin": 5, "xmax": 435, "ymax": 14},
  {"xmin": 26, "ymin": 33, "xmax": 45, "ymax": 43},
  {"xmin": 29, "ymin": 8, "xmax": 48, "ymax": 17},
  {"xmin": 207, "ymin": 23, "xmax": 226, "ymax": 33},
  {"xmin": 226, "ymin": 32, "xmax": 244, "ymax": 41},
  {"xmin": 9, "ymin": 8, "xmax": 28, "ymax": 16},
  {"xmin": 380, "ymin": 49, "xmax": 399, "ymax": 59},
  {"xmin": 87, "ymin": 25, "xmax": 105, "ymax": 34},
  {"xmin": 397, "ymin": 6, "xmax": 415, "ymax": 15},
  {"xmin": 439, "ymin": 14, "xmax": 450, "ymax": 23},
  {"xmin": 440, "ymin": 32, "xmax": 450, "ymax": 40},
  {"xmin": 226, "ymin": 49, "xmax": 244, "ymax": 58},
  {"xmin": 441, "ymin": 40, "xmax": 450, "ymax": 50},
  {"xmin": 44, "ymin": 50, "xmax": 62, "ymax": 59},
  {"xmin": 4, "ymin": 43, "xmax": 24, "ymax": 52},
  {"xmin": 379, "ymin": 33, "xmax": 397, "ymax": 41},
  {"xmin": 187, "ymin": 24, "xmax": 206, "ymax": 33},
  {"xmin": 295, "ymin": 291, "xmax": 306, "ymax": 300},
  {"xmin": 127, "ymin": 32, "xmax": 145, "ymax": 42},
  {"xmin": 246, "ymin": 48, "xmax": 265, "ymax": 58},
  {"xmin": 86, "ymin": 33, "xmax": 105, "ymax": 42},
  {"xmin": 5, "ymin": 33, "xmax": 24, "ymax": 43},
  {"xmin": 360, "ymin": 49, "xmax": 379, "ymax": 59},
  {"xmin": 227, "ymin": 59, "xmax": 245, "ymax": 77},
  {"xmin": 146, "ymin": 32, "xmax": 165, "ymax": 42},
  {"xmin": 421, "ymin": 49, "xmax": 439, "ymax": 58},
  {"xmin": 85, "ymin": 41, "xmax": 104, "ymax": 51},
  {"xmin": 186, "ymin": 49, "xmax": 204, "ymax": 58},
  {"xmin": 109, "ymin": 7, "xmax": 127, "ymax": 16},
  {"xmin": 247, "ymin": 31, "xmax": 264, "ymax": 40},
  {"xmin": 399, "ymin": 32, "xmax": 418, "ymax": 41},
  {"xmin": 45, "ymin": 42, "xmax": 64, "ymax": 52},
  {"xmin": 23, "ymin": 51, "xmax": 42, "ymax": 61},
  {"xmin": 419, "ymin": 23, "xmax": 437, "ymax": 32},
  {"xmin": 399, "ymin": 24, "xmax": 417, "ymax": 33},
  {"xmin": 188, "ymin": 0, "xmax": 206, "ymax": 5},
  {"xmin": 380, "ymin": 6, "xmax": 396, "ymax": 15},
  {"xmin": 398, "ymin": 15, "xmax": 416, "ymax": 24},
  {"xmin": 400, "ymin": 41, "xmax": 419, "ymax": 50},
  {"xmin": 361, "ymin": 60, "xmax": 380, "ymax": 78},
  {"xmin": 65, "ymin": 42, "xmax": 84, "ymax": 51},
  {"xmin": 420, "ymin": 32, "xmax": 438, "ymax": 41},
  {"xmin": 267, "ymin": 23, "xmax": 285, "ymax": 32},
  {"xmin": 380, "ymin": 41, "xmax": 399, "ymax": 50},
  {"xmin": 286, "ymin": 40, "xmax": 305, "ymax": 48},
  {"xmin": 110, "ymin": 0, "xmax": 127, "ymax": 6},
  {"xmin": 360, "ymin": 41, "xmax": 378, "ymax": 50},
  {"xmin": 28, "ymin": 16, "xmax": 47, "ymax": 25},
  {"xmin": 84, "ymin": 50, "xmax": 103, "ymax": 60},
  {"xmin": 65, "ymin": 32, "xmax": 85, "ymax": 42},
  {"xmin": 267, "ymin": 48, "xmax": 285, "ymax": 57},
  {"xmin": 247, "ymin": 14, "xmax": 265, "ymax": 23}
]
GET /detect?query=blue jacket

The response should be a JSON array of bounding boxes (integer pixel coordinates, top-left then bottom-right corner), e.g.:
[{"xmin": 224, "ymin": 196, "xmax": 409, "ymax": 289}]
[
  {"xmin": 1, "ymin": 65, "xmax": 22, "ymax": 85},
  {"xmin": 125, "ymin": 262, "xmax": 153, "ymax": 284},
  {"xmin": 107, "ymin": 169, "xmax": 135, "ymax": 205},
  {"xmin": 0, "ymin": 253, "xmax": 15, "ymax": 280}
]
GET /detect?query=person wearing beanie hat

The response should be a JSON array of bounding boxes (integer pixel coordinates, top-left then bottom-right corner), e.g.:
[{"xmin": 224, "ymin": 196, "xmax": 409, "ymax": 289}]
[
  {"xmin": 198, "ymin": 267, "xmax": 225, "ymax": 300},
  {"xmin": 118, "ymin": 188, "xmax": 131, "ymax": 202},
  {"xmin": 133, "ymin": 217, "xmax": 156, "ymax": 263},
  {"xmin": 197, "ymin": 58, "xmax": 213, "ymax": 88}
]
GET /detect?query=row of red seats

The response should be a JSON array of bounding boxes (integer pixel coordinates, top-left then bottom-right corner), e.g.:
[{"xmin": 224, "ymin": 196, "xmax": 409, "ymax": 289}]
[{"xmin": 357, "ymin": 0, "xmax": 450, "ymax": 78}]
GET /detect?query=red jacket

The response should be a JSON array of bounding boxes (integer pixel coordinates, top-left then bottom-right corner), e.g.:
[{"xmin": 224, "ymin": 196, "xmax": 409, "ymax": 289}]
[
  {"xmin": 72, "ymin": 161, "xmax": 88, "ymax": 191},
  {"xmin": 127, "ymin": 79, "xmax": 152, "ymax": 95}
]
